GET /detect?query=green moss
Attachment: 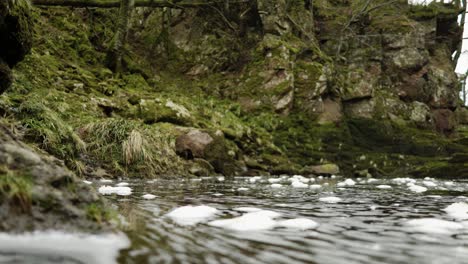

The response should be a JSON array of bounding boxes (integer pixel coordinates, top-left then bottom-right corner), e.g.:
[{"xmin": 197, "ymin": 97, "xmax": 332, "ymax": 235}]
[
  {"xmin": 86, "ymin": 203, "xmax": 115, "ymax": 224},
  {"xmin": 0, "ymin": 168, "xmax": 32, "ymax": 213}
]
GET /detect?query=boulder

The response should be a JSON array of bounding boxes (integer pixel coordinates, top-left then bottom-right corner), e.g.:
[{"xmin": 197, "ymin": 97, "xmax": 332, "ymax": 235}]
[
  {"xmin": 304, "ymin": 163, "xmax": 340, "ymax": 176},
  {"xmin": 175, "ymin": 129, "xmax": 236, "ymax": 176},
  {"xmin": 175, "ymin": 130, "xmax": 214, "ymax": 159},
  {"xmin": 0, "ymin": 125, "xmax": 108, "ymax": 232},
  {"xmin": 138, "ymin": 99, "xmax": 192, "ymax": 126}
]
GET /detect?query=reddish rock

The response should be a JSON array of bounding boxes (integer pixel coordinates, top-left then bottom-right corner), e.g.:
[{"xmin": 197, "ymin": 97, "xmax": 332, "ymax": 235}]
[{"xmin": 432, "ymin": 109, "xmax": 457, "ymax": 135}]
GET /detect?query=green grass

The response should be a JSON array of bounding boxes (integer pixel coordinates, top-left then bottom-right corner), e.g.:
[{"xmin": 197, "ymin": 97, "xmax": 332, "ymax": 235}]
[{"xmin": 0, "ymin": 168, "xmax": 32, "ymax": 213}]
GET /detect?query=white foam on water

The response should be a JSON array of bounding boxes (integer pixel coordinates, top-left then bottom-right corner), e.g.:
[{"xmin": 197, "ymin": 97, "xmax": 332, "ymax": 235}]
[
  {"xmin": 166, "ymin": 205, "xmax": 218, "ymax": 226},
  {"xmin": 310, "ymin": 184, "xmax": 321, "ymax": 190},
  {"xmin": 288, "ymin": 175, "xmax": 308, "ymax": 182},
  {"xmin": 217, "ymin": 177, "xmax": 225, "ymax": 182},
  {"xmin": 422, "ymin": 181, "xmax": 437, "ymax": 187},
  {"xmin": 83, "ymin": 180, "xmax": 92, "ymax": 185},
  {"xmin": 277, "ymin": 218, "xmax": 319, "ymax": 230},
  {"xmin": 376, "ymin": 185, "xmax": 392, "ymax": 189},
  {"xmin": 443, "ymin": 202, "xmax": 468, "ymax": 220},
  {"xmin": 405, "ymin": 218, "xmax": 464, "ymax": 234},
  {"xmin": 444, "ymin": 181, "xmax": 455, "ymax": 186},
  {"xmin": 337, "ymin": 179, "xmax": 356, "ymax": 187},
  {"xmin": 268, "ymin": 178, "xmax": 281, "ymax": 183},
  {"xmin": 209, "ymin": 213, "xmax": 277, "ymax": 231},
  {"xmin": 116, "ymin": 182, "xmax": 129, "ymax": 187},
  {"xmin": 98, "ymin": 186, "xmax": 132, "ymax": 196},
  {"xmin": 392, "ymin": 178, "xmax": 416, "ymax": 185},
  {"xmin": 237, "ymin": 187, "xmax": 249, "ymax": 191},
  {"xmin": 99, "ymin": 179, "xmax": 113, "ymax": 183},
  {"xmin": 208, "ymin": 210, "xmax": 282, "ymax": 231},
  {"xmin": 142, "ymin": 194, "xmax": 157, "ymax": 200},
  {"xmin": 212, "ymin": 193, "xmax": 224, "ymax": 197},
  {"xmin": 299, "ymin": 178, "xmax": 310, "ymax": 183},
  {"xmin": 367, "ymin": 179, "xmax": 379, "ymax": 183},
  {"xmin": 271, "ymin": 184, "xmax": 283, "ymax": 188},
  {"xmin": 319, "ymin": 197, "xmax": 342, "ymax": 203},
  {"xmin": 291, "ymin": 181, "xmax": 308, "ymax": 188},
  {"xmin": 248, "ymin": 176, "xmax": 262, "ymax": 183},
  {"xmin": 0, "ymin": 231, "xmax": 130, "ymax": 264},
  {"xmin": 408, "ymin": 185, "xmax": 427, "ymax": 193}
]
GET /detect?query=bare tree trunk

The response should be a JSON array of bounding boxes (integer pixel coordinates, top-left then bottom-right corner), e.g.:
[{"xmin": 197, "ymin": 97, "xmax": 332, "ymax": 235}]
[{"xmin": 106, "ymin": 0, "xmax": 134, "ymax": 73}]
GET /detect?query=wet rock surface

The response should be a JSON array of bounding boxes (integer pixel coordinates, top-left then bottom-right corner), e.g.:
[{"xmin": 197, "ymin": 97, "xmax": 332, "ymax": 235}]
[{"xmin": 0, "ymin": 125, "xmax": 111, "ymax": 232}]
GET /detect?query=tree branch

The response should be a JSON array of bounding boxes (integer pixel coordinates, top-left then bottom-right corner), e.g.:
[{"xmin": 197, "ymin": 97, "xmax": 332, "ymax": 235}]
[{"xmin": 31, "ymin": 0, "xmax": 249, "ymax": 9}]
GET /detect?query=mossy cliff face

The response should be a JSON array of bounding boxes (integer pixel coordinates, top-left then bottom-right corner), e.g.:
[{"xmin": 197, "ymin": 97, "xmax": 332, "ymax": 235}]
[
  {"xmin": 2, "ymin": 0, "xmax": 467, "ymax": 180},
  {"xmin": 0, "ymin": 0, "xmax": 114, "ymax": 232}
]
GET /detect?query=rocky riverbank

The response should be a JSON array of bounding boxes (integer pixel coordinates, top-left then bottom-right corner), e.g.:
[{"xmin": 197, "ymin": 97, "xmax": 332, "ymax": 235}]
[{"xmin": 0, "ymin": 0, "xmax": 467, "ymax": 231}]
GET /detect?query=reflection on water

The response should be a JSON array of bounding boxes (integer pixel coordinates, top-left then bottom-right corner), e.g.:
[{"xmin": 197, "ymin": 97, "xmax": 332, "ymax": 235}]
[{"xmin": 108, "ymin": 176, "xmax": 468, "ymax": 264}]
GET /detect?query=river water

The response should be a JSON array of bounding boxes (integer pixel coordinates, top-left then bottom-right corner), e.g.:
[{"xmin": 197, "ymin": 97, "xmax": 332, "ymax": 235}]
[{"xmin": 2, "ymin": 176, "xmax": 468, "ymax": 264}]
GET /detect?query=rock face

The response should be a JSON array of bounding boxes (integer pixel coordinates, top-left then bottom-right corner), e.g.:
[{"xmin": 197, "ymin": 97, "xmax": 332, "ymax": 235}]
[
  {"xmin": 0, "ymin": 0, "xmax": 33, "ymax": 94},
  {"xmin": 0, "ymin": 125, "xmax": 109, "ymax": 232},
  {"xmin": 0, "ymin": 1, "xmax": 110, "ymax": 232}
]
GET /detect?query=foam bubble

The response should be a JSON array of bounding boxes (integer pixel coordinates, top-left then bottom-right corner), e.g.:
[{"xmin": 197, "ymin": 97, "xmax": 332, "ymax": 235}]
[
  {"xmin": 319, "ymin": 197, "xmax": 342, "ymax": 203},
  {"xmin": 142, "ymin": 194, "xmax": 157, "ymax": 200},
  {"xmin": 422, "ymin": 181, "xmax": 437, "ymax": 187},
  {"xmin": 166, "ymin": 205, "xmax": 218, "ymax": 226},
  {"xmin": 310, "ymin": 184, "xmax": 321, "ymax": 190},
  {"xmin": 444, "ymin": 202, "xmax": 468, "ymax": 220},
  {"xmin": 376, "ymin": 185, "xmax": 392, "ymax": 189},
  {"xmin": 277, "ymin": 218, "xmax": 319, "ymax": 230},
  {"xmin": 98, "ymin": 186, "xmax": 132, "ymax": 196},
  {"xmin": 405, "ymin": 218, "xmax": 464, "ymax": 234},
  {"xmin": 409, "ymin": 185, "xmax": 427, "ymax": 193},
  {"xmin": 337, "ymin": 179, "xmax": 356, "ymax": 187},
  {"xmin": 291, "ymin": 181, "xmax": 308, "ymax": 188},
  {"xmin": 0, "ymin": 231, "xmax": 129, "ymax": 264}
]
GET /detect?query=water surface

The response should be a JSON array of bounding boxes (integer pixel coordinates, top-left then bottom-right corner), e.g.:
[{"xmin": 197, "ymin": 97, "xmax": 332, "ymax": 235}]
[{"xmin": 106, "ymin": 176, "xmax": 468, "ymax": 264}]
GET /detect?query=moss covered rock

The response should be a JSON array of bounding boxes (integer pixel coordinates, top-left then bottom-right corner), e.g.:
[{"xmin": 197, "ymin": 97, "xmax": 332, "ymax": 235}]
[
  {"xmin": 0, "ymin": 124, "xmax": 112, "ymax": 232},
  {"xmin": 0, "ymin": 0, "xmax": 32, "ymax": 94}
]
